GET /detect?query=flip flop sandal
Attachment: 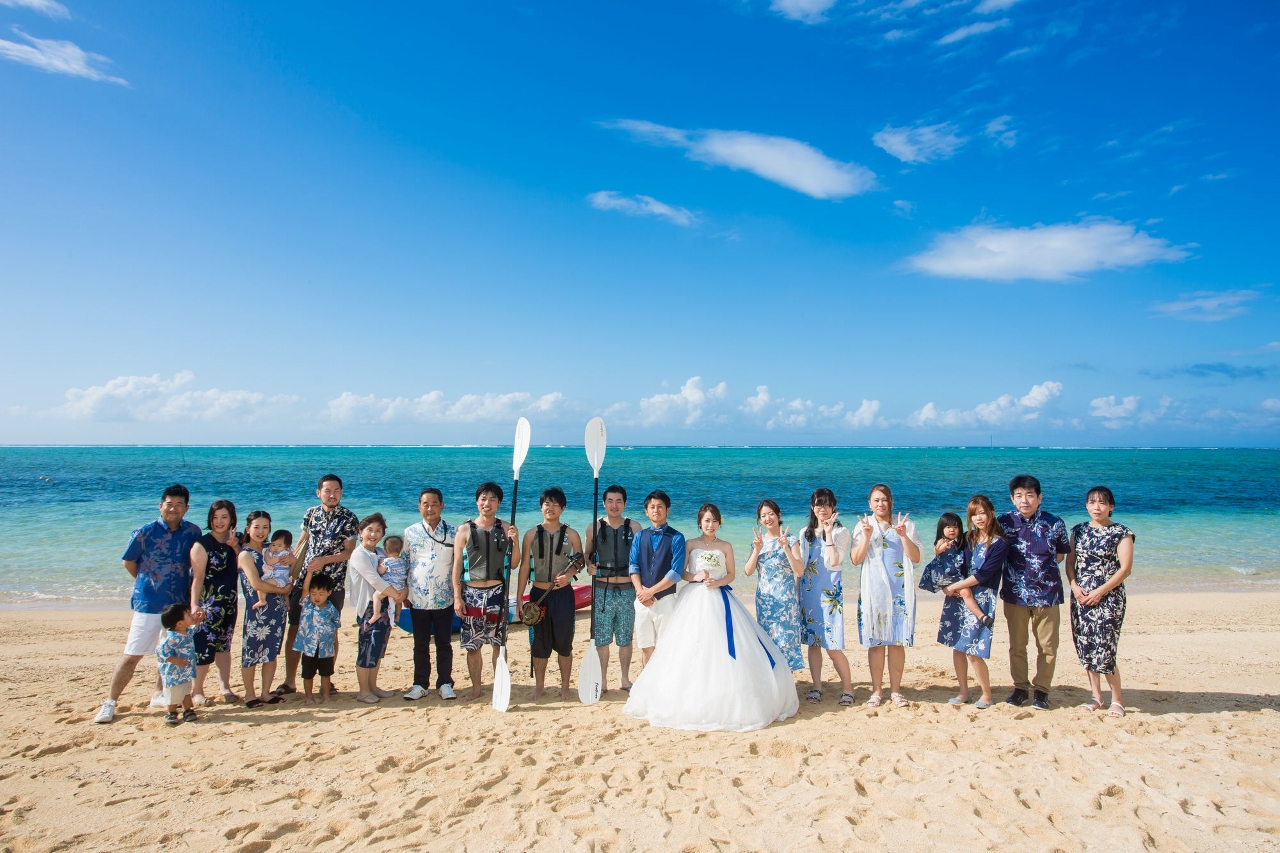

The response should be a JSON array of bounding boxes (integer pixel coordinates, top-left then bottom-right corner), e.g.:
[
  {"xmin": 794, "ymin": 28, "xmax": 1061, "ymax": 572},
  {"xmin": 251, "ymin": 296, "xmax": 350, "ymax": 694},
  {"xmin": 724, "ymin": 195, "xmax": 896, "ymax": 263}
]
[
  {"xmin": 891, "ymin": 693, "xmax": 909, "ymax": 708},
  {"xmin": 265, "ymin": 695, "xmax": 285, "ymax": 705},
  {"xmin": 1108, "ymin": 703, "xmax": 1126, "ymax": 718},
  {"xmin": 270, "ymin": 684, "xmax": 297, "ymax": 696},
  {"xmin": 182, "ymin": 709, "xmax": 198, "ymax": 723},
  {"xmin": 220, "ymin": 692, "xmax": 241, "ymax": 703},
  {"xmin": 865, "ymin": 694, "xmax": 882, "ymax": 707},
  {"xmin": 244, "ymin": 698, "xmax": 265, "ymax": 708},
  {"xmin": 805, "ymin": 689, "xmax": 823, "ymax": 704},
  {"xmin": 838, "ymin": 692, "xmax": 855, "ymax": 707}
]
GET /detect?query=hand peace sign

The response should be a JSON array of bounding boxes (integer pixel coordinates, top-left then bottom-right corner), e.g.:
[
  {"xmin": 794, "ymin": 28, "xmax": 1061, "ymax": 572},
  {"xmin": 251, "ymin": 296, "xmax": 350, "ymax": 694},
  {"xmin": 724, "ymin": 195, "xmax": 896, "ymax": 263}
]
[
  {"xmin": 752, "ymin": 526, "xmax": 764, "ymax": 552},
  {"xmin": 858, "ymin": 514, "xmax": 874, "ymax": 537},
  {"xmin": 893, "ymin": 512, "xmax": 910, "ymax": 538}
]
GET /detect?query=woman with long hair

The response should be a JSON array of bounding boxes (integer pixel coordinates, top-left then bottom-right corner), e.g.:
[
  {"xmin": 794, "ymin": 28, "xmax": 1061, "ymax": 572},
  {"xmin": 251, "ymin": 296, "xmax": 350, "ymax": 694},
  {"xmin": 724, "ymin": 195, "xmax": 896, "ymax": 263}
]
[
  {"xmin": 238, "ymin": 510, "xmax": 292, "ymax": 707},
  {"xmin": 798, "ymin": 489, "xmax": 855, "ymax": 706},
  {"xmin": 937, "ymin": 495, "xmax": 1007, "ymax": 709}
]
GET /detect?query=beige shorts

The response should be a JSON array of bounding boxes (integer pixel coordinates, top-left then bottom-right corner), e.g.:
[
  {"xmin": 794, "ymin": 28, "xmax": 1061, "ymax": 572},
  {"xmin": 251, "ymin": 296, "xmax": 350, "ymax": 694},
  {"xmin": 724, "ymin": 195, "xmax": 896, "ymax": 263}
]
[
  {"xmin": 162, "ymin": 681, "xmax": 193, "ymax": 705},
  {"xmin": 633, "ymin": 592, "xmax": 677, "ymax": 649}
]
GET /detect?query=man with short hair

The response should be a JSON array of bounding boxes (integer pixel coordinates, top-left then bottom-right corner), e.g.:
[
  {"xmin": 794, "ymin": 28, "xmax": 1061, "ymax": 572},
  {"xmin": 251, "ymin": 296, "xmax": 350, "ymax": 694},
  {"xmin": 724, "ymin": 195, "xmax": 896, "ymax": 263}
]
[
  {"xmin": 999, "ymin": 474, "xmax": 1071, "ymax": 711},
  {"xmin": 584, "ymin": 485, "xmax": 642, "ymax": 691},
  {"xmin": 402, "ymin": 488, "xmax": 458, "ymax": 701},
  {"xmin": 452, "ymin": 481, "xmax": 521, "ymax": 701},
  {"xmin": 517, "ymin": 487, "xmax": 584, "ymax": 700},
  {"xmin": 279, "ymin": 474, "xmax": 358, "ymax": 695},
  {"xmin": 629, "ymin": 490, "xmax": 685, "ymax": 665},
  {"xmin": 95, "ymin": 484, "xmax": 203, "ymax": 724}
]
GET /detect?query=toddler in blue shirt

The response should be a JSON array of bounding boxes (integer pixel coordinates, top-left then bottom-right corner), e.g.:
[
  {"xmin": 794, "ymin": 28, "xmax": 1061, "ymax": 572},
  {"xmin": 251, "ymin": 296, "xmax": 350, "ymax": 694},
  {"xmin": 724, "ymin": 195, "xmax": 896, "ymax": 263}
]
[{"xmin": 155, "ymin": 603, "xmax": 198, "ymax": 725}]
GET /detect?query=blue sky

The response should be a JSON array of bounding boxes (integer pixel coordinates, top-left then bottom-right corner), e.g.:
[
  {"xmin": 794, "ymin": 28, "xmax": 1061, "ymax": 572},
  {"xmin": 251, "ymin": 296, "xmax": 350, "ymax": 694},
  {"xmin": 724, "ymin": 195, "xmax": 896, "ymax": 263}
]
[{"xmin": 1, "ymin": 0, "xmax": 1277, "ymax": 446}]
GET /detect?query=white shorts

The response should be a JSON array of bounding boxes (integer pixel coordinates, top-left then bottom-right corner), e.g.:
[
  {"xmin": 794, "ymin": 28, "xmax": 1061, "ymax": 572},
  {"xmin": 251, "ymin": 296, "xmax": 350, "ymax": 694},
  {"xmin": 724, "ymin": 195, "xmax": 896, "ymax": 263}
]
[
  {"xmin": 123, "ymin": 611, "xmax": 166, "ymax": 656},
  {"xmin": 162, "ymin": 681, "xmax": 193, "ymax": 705},
  {"xmin": 633, "ymin": 592, "xmax": 677, "ymax": 649}
]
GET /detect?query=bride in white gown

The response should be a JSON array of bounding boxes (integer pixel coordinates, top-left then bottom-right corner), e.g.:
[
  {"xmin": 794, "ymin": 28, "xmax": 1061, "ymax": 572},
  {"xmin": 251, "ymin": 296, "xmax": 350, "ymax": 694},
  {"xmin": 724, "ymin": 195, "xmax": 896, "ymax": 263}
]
[{"xmin": 624, "ymin": 504, "xmax": 800, "ymax": 732}]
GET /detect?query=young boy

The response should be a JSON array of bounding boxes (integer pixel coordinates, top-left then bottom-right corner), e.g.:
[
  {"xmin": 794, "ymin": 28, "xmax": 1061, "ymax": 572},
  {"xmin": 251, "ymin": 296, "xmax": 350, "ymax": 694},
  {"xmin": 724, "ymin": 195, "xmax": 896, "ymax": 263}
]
[
  {"xmin": 255, "ymin": 530, "xmax": 294, "ymax": 610},
  {"xmin": 629, "ymin": 490, "xmax": 686, "ymax": 665},
  {"xmin": 292, "ymin": 568, "xmax": 342, "ymax": 704},
  {"xmin": 155, "ymin": 603, "xmax": 198, "ymax": 725},
  {"xmin": 371, "ymin": 535, "xmax": 408, "ymax": 623},
  {"xmin": 517, "ymin": 488, "xmax": 584, "ymax": 700}
]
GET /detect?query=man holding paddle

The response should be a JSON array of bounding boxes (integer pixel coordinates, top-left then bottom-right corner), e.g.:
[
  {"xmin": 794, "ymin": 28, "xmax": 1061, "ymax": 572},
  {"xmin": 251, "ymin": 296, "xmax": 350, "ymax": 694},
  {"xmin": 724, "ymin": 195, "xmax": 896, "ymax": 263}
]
[
  {"xmin": 517, "ymin": 488, "xmax": 584, "ymax": 700},
  {"xmin": 585, "ymin": 485, "xmax": 642, "ymax": 692},
  {"xmin": 452, "ymin": 481, "xmax": 521, "ymax": 702}
]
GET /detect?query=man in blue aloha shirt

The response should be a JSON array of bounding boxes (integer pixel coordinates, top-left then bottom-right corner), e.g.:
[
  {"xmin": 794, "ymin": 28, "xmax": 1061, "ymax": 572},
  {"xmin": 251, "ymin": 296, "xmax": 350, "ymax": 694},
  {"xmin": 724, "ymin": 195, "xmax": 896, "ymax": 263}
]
[
  {"xmin": 278, "ymin": 473, "xmax": 358, "ymax": 695},
  {"xmin": 998, "ymin": 474, "xmax": 1071, "ymax": 711},
  {"xmin": 95, "ymin": 484, "xmax": 203, "ymax": 724}
]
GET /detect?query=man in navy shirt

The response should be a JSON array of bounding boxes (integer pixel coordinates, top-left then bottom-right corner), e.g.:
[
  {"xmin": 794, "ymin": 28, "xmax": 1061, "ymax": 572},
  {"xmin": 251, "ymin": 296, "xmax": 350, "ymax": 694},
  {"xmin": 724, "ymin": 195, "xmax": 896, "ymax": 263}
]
[
  {"xmin": 96, "ymin": 484, "xmax": 203, "ymax": 724},
  {"xmin": 998, "ymin": 474, "xmax": 1071, "ymax": 710},
  {"xmin": 628, "ymin": 490, "xmax": 686, "ymax": 665}
]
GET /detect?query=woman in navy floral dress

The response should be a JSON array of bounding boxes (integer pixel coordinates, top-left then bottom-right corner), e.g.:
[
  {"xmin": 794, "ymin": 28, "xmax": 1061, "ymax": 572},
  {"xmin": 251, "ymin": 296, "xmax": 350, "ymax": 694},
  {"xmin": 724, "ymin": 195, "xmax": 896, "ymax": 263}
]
[
  {"xmin": 1066, "ymin": 486, "xmax": 1134, "ymax": 717},
  {"xmin": 238, "ymin": 511, "xmax": 292, "ymax": 707}
]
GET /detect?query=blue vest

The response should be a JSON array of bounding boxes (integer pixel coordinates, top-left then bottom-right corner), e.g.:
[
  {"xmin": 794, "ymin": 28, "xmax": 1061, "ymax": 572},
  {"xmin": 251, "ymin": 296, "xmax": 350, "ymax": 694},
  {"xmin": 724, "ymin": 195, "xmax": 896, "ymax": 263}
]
[{"xmin": 636, "ymin": 527, "xmax": 678, "ymax": 600}]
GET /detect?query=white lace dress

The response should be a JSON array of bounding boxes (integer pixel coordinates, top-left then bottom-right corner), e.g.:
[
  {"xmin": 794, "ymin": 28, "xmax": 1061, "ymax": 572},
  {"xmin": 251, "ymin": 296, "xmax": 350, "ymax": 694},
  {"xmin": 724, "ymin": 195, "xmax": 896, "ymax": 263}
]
[{"xmin": 623, "ymin": 548, "xmax": 800, "ymax": 732}]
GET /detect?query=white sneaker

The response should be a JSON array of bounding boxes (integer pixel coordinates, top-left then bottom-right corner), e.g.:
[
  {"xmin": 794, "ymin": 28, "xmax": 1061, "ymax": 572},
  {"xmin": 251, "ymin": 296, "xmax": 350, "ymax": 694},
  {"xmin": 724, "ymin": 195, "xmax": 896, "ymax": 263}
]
[
  {"xmin": 439, "ymin": 684, "xmax": 457, "ymax": 700},
  {"xmin": 403, "ymin": 685, "xmax": 428, "ymax": 700},
  {"xmin": 94, "ymin": 700, "xmax": 117, "ymax": 724},
  {"xmin": 149, "ymin": 692, "xmax": 167, "ymax": 708}
]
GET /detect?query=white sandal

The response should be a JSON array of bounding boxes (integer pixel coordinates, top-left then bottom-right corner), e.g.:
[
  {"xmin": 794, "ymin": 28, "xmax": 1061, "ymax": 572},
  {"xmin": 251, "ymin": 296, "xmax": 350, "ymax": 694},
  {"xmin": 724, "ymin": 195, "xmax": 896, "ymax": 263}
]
[
  {"xmin": 1080, "ymin": 698, "xmax": 1102, "ymax": 711},
  {"xmin": 1108, "ymin": 702, "xmax": 1126, "ymax": 717},
  {"xmin": 891, "ymin": 693, "xmax": 909, "ymax": 708}
]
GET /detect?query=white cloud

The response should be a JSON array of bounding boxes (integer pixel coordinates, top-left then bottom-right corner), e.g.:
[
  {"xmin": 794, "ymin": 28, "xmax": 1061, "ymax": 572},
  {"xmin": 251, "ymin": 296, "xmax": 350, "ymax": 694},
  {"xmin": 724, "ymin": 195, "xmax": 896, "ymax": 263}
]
[
  {"xmin": 1089, "ymin": 394, "xmax": 1172, "ymax": 428},
  {"xmin": 937, "ymin": 18, "xmax": 1010, "ymax": 45},
  {"xmin": 908, "ymin": 381, "xmax": 1061, "ymax": 428},
  {"xmin": 327, "ymin": 390, "xmax": 565, "ymax": 424},
  {"xmin": 893, "ymin": 199, "xmax": 915, "ymax": 218},
  {"xmin": 1150, "ymin": 289, "xmax": 1260, "ymax": 322},
  {"xmin": 1263, "ymin": 399, "xmax": 1280, "ymax": 413},
  {"xmin": 1202, "ymin": 172, "xmax": 1230, "ymax": 181},
  {"xmin": 908, "ymin": 218, "xmax": 1189, "ymax": 281},
  {"xmin": 0, "ymin": 0, "xmax": 69, "ymax": 18},
  {"xmin": 0, "ymin": 28, "xmax": 126, "ymax": 84},
  {"xmin": 984, "ymin": 115, "xmax": 1016, "ymax": 148},
  {"xmin": 1000, "ymin": 46, "xmax": 1038, "ymax": 61},
  {"xmin": 873, "ymin": 122, "xmax": 967, "ymax": 164},
  {"xmin": 638, "ymin": 377, "xmax": 729, "ymax": 426},
  {"xmin": 884, "ymin": 28, "xmax": 913, "ymax": 40},
  {"xmin": 56, "ymin": 371, "xmax": 296, "ymax": 422},
  {"xmin": 738, "ymin": 385, "xmax": 883, "ymax": 430},
  {"xmin": 1168, "ymin": 184, "xmax": 1186, "ymax": 196},
  {"xmin": 845, "ymin": 399, "xmax": 882, "ymax": 428},
  {"xmin": 771, "ymin": 0, "xmax": 837, "ymax": 24},
  {"xmin": 587, "ymin": 191, "xmax": 696, "ymax": 227},
  {"xmin": 741, "ymin": 385, "xmax": 773, "ymax": 414},
  {"xmin": 973, "ymin": 0, "xmax": 1023, "ymax": 12},
  {"xmin": 605, "ymin": 119, "xmax": 876, "ymax": 200}
]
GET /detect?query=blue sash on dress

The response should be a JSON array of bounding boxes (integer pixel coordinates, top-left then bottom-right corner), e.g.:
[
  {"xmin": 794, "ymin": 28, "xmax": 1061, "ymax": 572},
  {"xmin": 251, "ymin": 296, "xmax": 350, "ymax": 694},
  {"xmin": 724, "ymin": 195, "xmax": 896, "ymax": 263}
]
[{"xmin": 719, "ymin": 585, "xmax": 775, "ymax": 668}]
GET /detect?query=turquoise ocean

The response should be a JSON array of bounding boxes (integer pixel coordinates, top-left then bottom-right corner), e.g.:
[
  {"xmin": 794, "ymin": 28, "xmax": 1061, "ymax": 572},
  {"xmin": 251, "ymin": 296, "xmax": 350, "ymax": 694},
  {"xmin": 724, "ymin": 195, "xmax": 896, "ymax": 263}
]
[{"xmin": 1, "ymin": 446, "xmax": 1277, "ymax": 607}]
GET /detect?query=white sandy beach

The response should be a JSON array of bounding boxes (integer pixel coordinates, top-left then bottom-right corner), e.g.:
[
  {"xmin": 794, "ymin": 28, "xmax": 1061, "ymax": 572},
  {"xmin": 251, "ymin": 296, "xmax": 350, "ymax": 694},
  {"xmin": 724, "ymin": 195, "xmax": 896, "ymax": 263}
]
[{"xmin": 2, "ymin": 591, "xmax": 1279, "ymax": 852}]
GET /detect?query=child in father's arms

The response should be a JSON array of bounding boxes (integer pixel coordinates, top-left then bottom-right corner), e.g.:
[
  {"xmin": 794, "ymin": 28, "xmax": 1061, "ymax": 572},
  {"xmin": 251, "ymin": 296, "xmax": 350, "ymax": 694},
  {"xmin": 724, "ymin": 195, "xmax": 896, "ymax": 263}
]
[
  {"xmin": 920, "ymin": 513, "xmax": 993, "ymax": 628},
  {"xmin": 156, "ymin": 603, "xmax": 198, "ymax": 725},
  {"xmin": 293, "ymin": 570, "xmax": 341, "ymax": 704},
  {"xmin": 371, "ymin": 535, "xmax": 408, "ymax": 622},
  {"xmin": 254, "ymin": 530, "xmax": 294, "ymax": 610}
]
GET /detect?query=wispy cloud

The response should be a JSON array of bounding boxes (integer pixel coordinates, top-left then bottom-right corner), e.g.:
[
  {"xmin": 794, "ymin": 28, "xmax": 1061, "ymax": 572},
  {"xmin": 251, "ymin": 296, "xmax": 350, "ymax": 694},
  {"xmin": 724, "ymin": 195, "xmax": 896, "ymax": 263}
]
[
  {"xmin": 1000, "ymin": 45, "xmax": 1039, "ymax": 60},
  {"xmin": 908, "ymin": 218, "xmax": 1188, "ymax": 281},
  {"xmin": 604, "ymin": 119, "xmax": 876, "ymax": 200},
  {"xmin": 771, "ymin": 0, "xmax": 838, "ymax": 24},
  {"xmin": 1089, "ymin": 394, "xmax": 1172, "ymax": 428},
  {"xmin": 587, "ymin": 191, "xmax": 696, "ymax": 227},
  {"xmin": 873, "ymin": 122, "xmax": 967, "ymax": 163},
  {"xmin": 1151, "ymin": 288, "xmax": 1260, "ymax": 322},
  {"xmin": 937, "ymin": 18, "xmax": 1010, "ymax": 45},
  {"xmin": 0, "ymin": 28, "xmax": 126, "ymax": 84},
  {"xmin": 984, "ymin": 115, "xmax": 1017, "ymax": 147},
  {"xmin": 893, "ymin": 199, "xmax": 915, "ymax": 218},
  {"xmin": 908, "ymin": 381, "xmax": 1062, "ymax": 428},
  {"xmin": 739, "ymin": 385, "xmax": 883, "ymax": 430},
  {"xmin": 1091, "ymin": 190, "xmax": 1130, "ymax": 201},
  {"xmin": 0, "ymin": 0, "xmax": 69, "ymax": 19},
  {"xmin": 973, "ymin": 0, "xmax": 1023, "ymax": 12},
  {"xmin": 327, "ymin": 389, "xmax": 567, "ymax": 424},
  {"xmin": 55, "ymin": 372, "xmax": 297, "ymax": 422},
  {"xmin": 1202, "ymin": 172, "xmax": 1230, "ymax": 181}
]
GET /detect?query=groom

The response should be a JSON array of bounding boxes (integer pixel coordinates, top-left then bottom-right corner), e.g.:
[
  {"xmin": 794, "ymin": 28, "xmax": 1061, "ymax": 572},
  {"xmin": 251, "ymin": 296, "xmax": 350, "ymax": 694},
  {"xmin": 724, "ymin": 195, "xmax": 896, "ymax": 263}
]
[{"xmin": 628, "ymin": 490, "xmax": 685, "ymax": 665}]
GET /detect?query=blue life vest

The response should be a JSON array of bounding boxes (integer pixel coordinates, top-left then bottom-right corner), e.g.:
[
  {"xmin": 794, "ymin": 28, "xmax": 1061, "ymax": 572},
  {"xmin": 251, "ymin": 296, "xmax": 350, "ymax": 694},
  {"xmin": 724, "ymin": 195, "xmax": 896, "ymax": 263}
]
[{"xmin": 635, "ymin": 526, "xmax": 678, "ymax": 600}]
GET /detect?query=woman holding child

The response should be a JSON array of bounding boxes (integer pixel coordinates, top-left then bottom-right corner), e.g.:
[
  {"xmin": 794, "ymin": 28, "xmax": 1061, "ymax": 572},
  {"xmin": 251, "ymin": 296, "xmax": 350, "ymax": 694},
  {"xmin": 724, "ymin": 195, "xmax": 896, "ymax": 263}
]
[
  {"xmin": 851, "ymin": 484, "xmax": 923, "ymax": 708},
  {"xmin": 238, "ymin": 510, "xmax": 292, "ymax": 707},
  {"xmin": 347, "ymin": 513, "xmax": 407, "ymax": 703},
  {"xmin": 189, "ymin": 499, "xmax": 241, "ymax": 705}
]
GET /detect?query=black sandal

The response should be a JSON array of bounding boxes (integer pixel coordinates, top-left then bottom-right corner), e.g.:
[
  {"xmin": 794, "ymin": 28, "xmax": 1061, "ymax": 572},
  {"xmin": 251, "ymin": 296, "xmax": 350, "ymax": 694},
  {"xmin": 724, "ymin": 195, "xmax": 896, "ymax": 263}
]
[
  {"xmin": 270, "ymin": 683, "xmax": 297, "ymax": 696},
  {"xmin": 164, "ymin": 711, "xmax": 181, "ymax": 725},
  {"xmin": 265, "ymin": 695, "xmax": 284, "ymax": 705},
  {"xmin": 182, "ymin": 709, "xmax": 198, "ymax": 723},
  {"xmin": 245, "ymin": 698, "xmax": 264, "ymax": 708}
]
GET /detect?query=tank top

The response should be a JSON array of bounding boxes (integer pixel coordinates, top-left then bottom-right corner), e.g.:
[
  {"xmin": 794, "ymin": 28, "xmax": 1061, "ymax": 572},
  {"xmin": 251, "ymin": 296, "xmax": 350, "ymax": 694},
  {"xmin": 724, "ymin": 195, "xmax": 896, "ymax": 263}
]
[
  {"xmin": 464, "ymin": 520, "xmax": 508, "ymax": 584},
  {"xmin": 198, "ymin": 532, "xmax": 238, "ymax": 598}
]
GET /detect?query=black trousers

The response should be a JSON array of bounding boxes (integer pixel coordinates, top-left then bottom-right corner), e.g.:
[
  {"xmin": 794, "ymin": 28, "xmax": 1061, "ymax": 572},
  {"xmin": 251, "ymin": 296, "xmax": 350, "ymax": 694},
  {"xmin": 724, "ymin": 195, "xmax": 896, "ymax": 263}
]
[{"xmin": 410, "ymin": 606, "xmax": 455, "ymax": 689}]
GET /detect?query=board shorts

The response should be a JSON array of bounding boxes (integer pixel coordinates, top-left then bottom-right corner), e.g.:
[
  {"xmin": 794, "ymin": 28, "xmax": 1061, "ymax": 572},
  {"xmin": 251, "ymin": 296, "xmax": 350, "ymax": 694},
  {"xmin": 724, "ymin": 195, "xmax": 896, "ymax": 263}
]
[
  {"xmin": 460, "ymin": 585, "xmax": 507, "ymax": 651},
  {"xmin": 633, "ymin": 592, "xmax": 677, "ymax": 649},
  {"xmin": 530, "ymin": 584, "xmax": 576, "ymax": 659},
  {"xmin": 592, "ymin": 583, "xmax": 636, "ymax": 647}
]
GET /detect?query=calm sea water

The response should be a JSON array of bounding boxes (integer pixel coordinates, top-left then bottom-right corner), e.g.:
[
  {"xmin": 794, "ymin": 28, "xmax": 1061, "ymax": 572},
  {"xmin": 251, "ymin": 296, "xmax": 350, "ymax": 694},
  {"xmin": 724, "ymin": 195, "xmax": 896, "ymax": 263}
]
[{"xmin": 1, "ymin": 446, "xmax": 1277, "ymax": 607}]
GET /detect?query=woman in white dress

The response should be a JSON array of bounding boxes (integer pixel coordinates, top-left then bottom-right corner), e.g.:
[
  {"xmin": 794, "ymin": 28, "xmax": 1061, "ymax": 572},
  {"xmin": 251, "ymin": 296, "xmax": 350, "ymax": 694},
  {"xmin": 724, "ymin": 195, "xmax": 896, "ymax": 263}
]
[{"xmin": 624, "ymin": 504, "xmax": 800, "ymax": 732}]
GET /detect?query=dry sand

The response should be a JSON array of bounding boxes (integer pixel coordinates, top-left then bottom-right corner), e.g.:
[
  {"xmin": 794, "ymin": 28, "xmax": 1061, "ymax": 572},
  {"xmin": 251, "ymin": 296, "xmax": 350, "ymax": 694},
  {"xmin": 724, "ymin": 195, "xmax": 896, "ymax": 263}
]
[{"xmin": 2, "ymin": 591, "xmax": 1279, "ymax": 852}]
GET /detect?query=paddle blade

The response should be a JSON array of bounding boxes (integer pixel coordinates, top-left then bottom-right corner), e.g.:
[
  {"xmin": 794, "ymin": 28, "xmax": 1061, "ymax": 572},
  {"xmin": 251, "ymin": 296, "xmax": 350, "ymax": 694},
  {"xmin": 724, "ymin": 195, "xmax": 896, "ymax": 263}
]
[
  {"xmin": 512, "ymin": 417, "xmax": 531, "ymax": 477},
  {"xmin": 584, "ymin": 417, "xmax": 607, "ymax": 476},
  {"xmin": 492, "ymin": 647, "xmax": 511, "ymax": 713},
  {"xmin": 577, "ymin": 645, "xmax": 602, "ymax": 705}
]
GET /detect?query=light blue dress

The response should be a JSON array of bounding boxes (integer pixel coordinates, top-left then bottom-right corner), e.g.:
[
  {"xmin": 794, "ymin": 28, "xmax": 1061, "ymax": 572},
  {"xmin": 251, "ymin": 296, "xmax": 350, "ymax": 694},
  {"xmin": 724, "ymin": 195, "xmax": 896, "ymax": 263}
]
[
  {"xmin": 753, "ymin": 535, "xmax": 805, "ymax": 671},
  {"xmin": 857, "ymin": 527, "xmax": 914, "ymax": 648},
  {"xmin": 799, "ymin": 527, "xmax": 849, "ymax": 651}
]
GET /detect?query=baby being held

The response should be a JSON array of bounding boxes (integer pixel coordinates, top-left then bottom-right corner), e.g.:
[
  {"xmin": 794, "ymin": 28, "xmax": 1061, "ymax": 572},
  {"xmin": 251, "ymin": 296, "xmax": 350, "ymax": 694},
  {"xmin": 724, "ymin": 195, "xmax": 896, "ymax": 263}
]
[
  {"xmin": 921, "ymin": 513, "xmax": 994, "ymax": 628},
  {"xmin": 371, "ymin": 535, "xmax": 408, "ymax": 622},
  {"xmin": 255, "ymin": 529, "xmax": 294, "ymax": 610}
]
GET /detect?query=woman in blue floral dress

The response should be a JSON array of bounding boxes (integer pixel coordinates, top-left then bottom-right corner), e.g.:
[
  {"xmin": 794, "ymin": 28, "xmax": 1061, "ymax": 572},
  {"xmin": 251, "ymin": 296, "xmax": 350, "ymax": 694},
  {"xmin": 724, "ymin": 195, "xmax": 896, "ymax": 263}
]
[
  {"xmin": 798, "ymin": 489, "xmax": 855, "ymax": 706},
  {"xmin": 1066, "ymin": 486, "xmax": 1134, "ymax": 717},
  {"xmin": 936, "ymin": 495, "xmax": 1007, "ymax": 709},
  {"xmin": 743, "ymin": 499, "xmax": 805, "ymax": 672},
  {"xmin": 238, "ymin": 510, "xmax": 291, "ymax": 707}
]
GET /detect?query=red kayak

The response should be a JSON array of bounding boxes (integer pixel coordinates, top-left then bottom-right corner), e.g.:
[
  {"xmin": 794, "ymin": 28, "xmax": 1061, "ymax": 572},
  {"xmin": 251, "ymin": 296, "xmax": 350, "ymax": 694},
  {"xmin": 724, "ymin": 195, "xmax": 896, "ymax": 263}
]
[
  {"xmin": 520, "ymin": 583, "xmax": 593, "ymax": 610},
  {"xmin": 400, "ymin": 584, "xmax": 595, "ymax": 634}
]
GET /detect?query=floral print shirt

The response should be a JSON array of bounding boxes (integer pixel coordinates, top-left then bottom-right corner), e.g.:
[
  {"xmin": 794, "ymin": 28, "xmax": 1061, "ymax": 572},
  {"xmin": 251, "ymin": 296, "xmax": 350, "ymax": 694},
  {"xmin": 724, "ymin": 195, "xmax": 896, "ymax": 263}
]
[
  {"xmin": 155, "ymin": 627, "xmax": 196, "ymax": 687},
  {"xmin": 299, "ymin": 505, "xmax": 359, "ymax": 592},
  {"xmin": 998, "ymin": 509, "xmax": 1070, "ymax": 607},
  {"xmin": 291, "ymin": 599, "xmax": 342, "ymax": 658},
  {"xmin": 122, "ymin": 518, "xmax": 203, "ymax": 614},
  {"xmin": 404, "ymin": 520, "xmax": 457, "ymax": 610}
]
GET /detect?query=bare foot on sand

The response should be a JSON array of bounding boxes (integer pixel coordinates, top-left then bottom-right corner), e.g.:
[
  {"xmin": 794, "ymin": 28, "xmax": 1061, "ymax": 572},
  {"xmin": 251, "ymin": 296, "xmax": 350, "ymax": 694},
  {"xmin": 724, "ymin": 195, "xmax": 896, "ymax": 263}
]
[
  {"xmin": 304, "ymin": 697, "xmax": 316, "ymax": 706},
  {"xmin": 559, "ymin": 686, "xmax": 572, "ymax": 700}
]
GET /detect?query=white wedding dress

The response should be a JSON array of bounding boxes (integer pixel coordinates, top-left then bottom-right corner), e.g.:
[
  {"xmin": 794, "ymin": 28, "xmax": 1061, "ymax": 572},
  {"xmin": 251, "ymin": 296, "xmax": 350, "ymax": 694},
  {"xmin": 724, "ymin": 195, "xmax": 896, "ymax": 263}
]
[{"xmin": 623, "ymin": 548, "xmax": 800, "ymax": 732}]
